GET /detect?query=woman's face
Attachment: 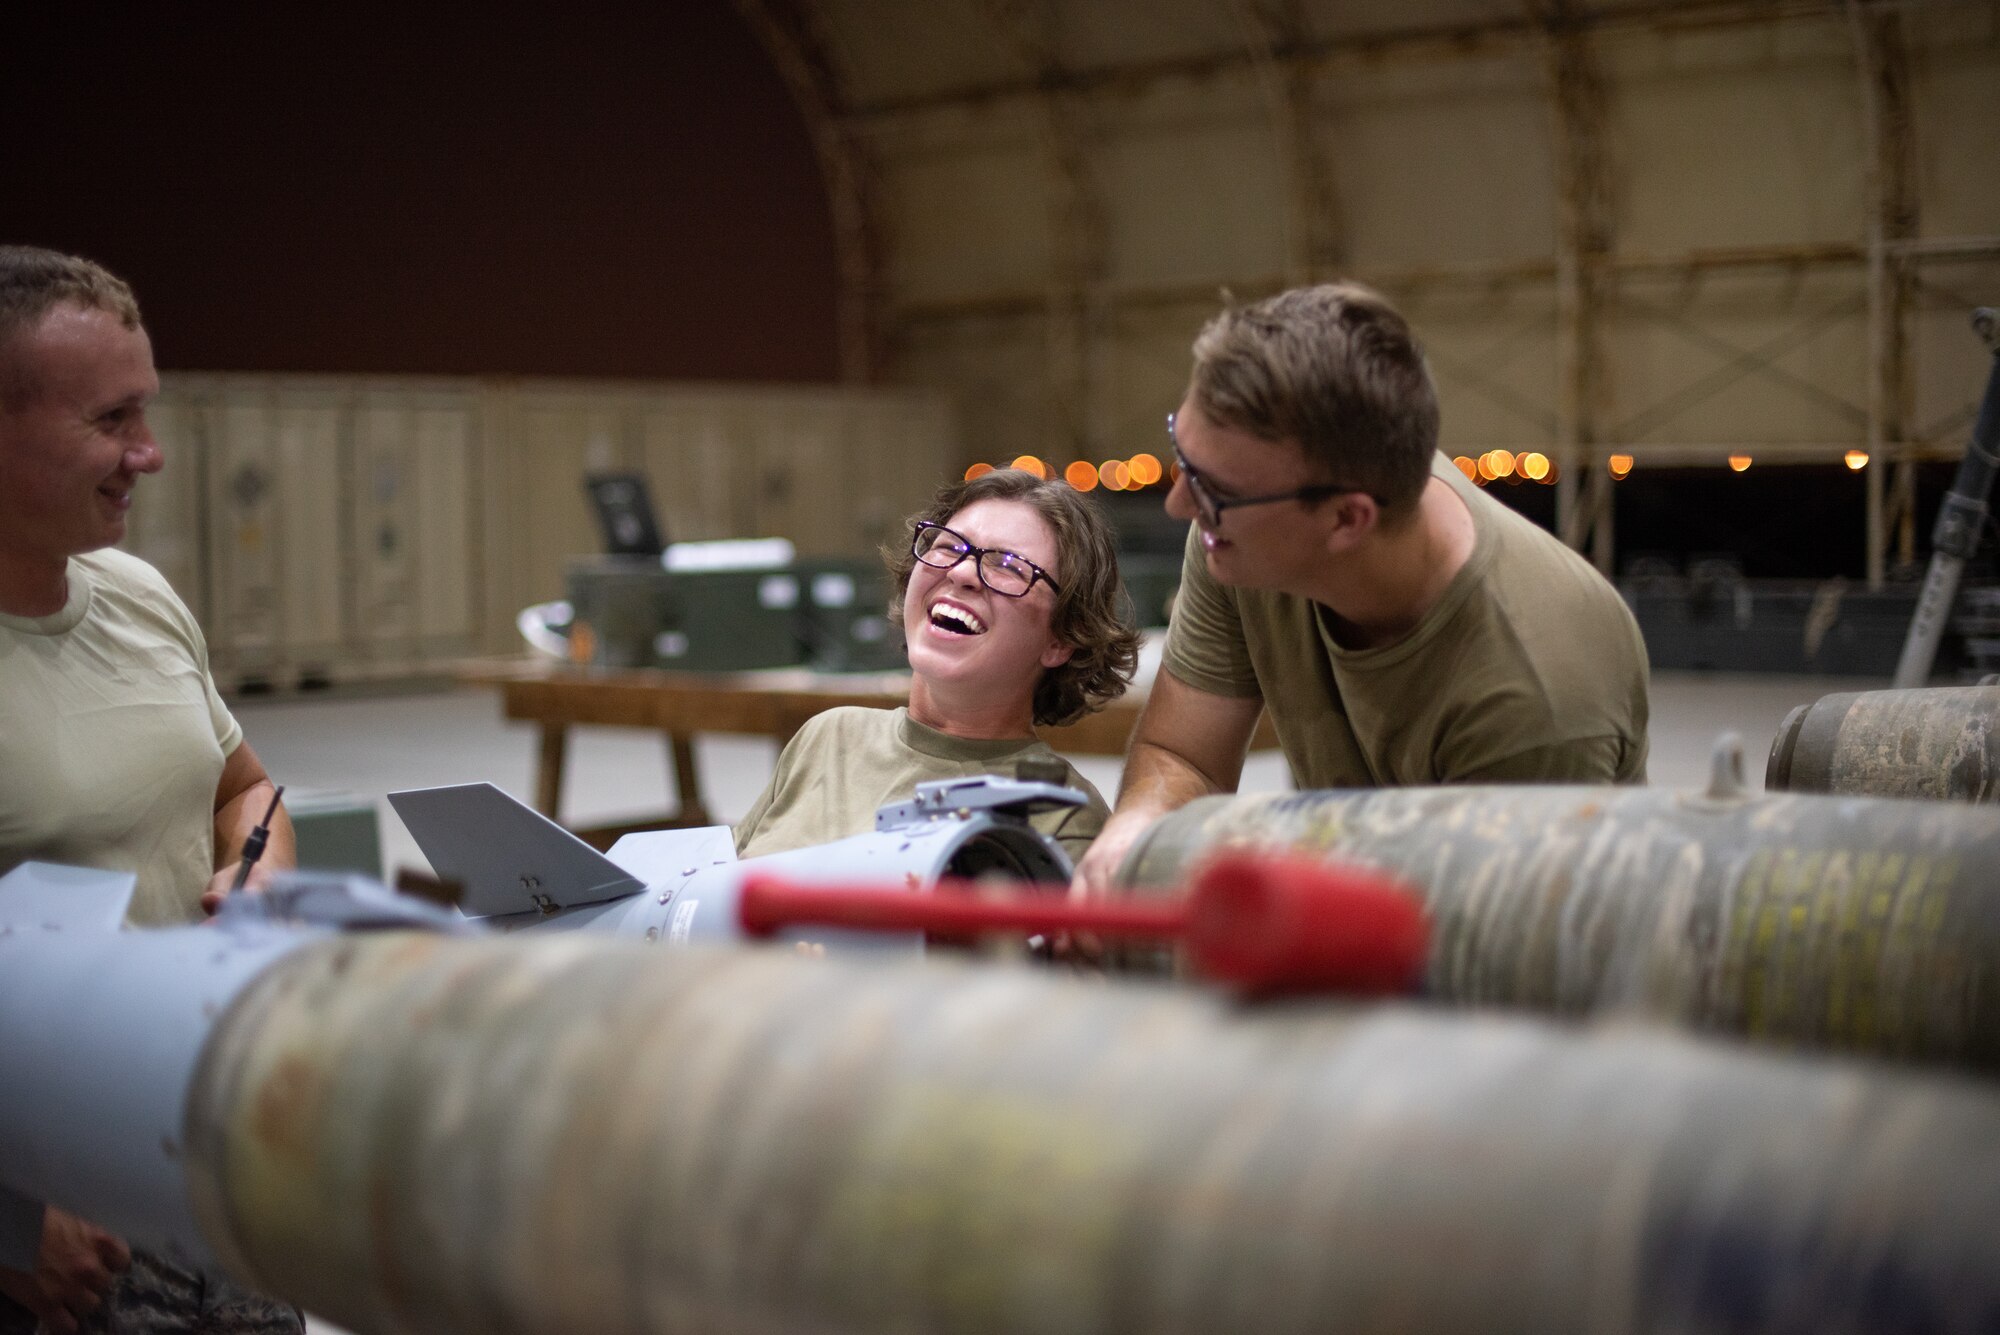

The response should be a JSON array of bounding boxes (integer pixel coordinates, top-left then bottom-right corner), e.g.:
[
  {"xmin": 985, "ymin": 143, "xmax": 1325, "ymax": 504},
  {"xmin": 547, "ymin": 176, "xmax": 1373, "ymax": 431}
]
[{"xmin": 903, "ymin": 496, "xmax": 1073, "ymax": 702}]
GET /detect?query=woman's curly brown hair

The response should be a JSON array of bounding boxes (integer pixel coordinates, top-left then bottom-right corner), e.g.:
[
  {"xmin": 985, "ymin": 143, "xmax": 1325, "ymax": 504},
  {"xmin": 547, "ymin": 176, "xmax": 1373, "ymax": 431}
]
[{"xmin": 885, "ymin": 469, "xmax": 1141, "ymax": 728}]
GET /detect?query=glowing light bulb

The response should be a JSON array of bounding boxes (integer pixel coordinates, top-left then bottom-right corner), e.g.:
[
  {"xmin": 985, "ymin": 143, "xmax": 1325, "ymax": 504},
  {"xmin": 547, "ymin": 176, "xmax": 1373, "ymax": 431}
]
[
  {"xmin": 1011, "ymin": 455, "xmax": 1048, "ymax": 479},
  {"xmin": 1845, "ymin": 450, "xmax": 1870, "ymax": 471},
  {"xmin": 1064, "ymin": 460, "xmax": 1099, "ymax": 491},
  {"xmin": 1452, "ymin": 456, "xmax": 1478, "ymax": 482},
  {"xmin": 964, "ymin": 462, "xmax": 995, "ymax": 481},
  {"xmin": 1728, "ymin": 454, "xmax": 1752, "ymax": 473},
  {"xmin": 1608, "ymin": 454, "xmax": 1634, "ymax": 479},
  {"xmin": 1128, "ymin": 452, "xmax": 1163, "ymax": 486},
  {"xmin": 1521, "ymin": 452, "xmax": 1550, "ymax": 482}
]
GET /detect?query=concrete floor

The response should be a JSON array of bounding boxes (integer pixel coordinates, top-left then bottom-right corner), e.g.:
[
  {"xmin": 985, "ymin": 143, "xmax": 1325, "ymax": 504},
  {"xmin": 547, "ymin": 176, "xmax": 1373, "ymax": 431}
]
[{"xmin": 234, "ymin": 668, "xmax": 1887, "ymax": 886}]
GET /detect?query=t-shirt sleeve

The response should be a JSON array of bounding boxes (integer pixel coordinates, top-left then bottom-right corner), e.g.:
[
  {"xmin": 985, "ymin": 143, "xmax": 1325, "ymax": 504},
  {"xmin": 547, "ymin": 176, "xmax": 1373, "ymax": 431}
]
[
  {"xmin": 203, "ymin": 658, "xmax": 242, "ymax": 756},
  {"xmin": 1447, "ymin": 735, "xmax": 1634, "ymax": 785},
  {"xmin": 1160, "ymin": 525, "xmax": 1262, "ymax": 699},
  {"xmin": 139, "ymin": 554, "xmax": 243, "ymax": 755},
  {"xmin": 734, "ymin": 728, "xmax": 806, "ymax": 855}
]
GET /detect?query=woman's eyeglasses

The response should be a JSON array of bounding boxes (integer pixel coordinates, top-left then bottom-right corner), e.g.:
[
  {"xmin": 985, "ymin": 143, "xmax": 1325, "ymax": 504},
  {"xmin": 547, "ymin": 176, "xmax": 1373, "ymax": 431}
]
[{"xmin": 912, "ymin": 521, "xmax": 1062, "ymax": 598}]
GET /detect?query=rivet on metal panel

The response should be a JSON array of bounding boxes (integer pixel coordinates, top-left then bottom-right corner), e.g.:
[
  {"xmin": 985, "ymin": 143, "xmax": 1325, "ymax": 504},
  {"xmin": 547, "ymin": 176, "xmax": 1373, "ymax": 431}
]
[
  {"xmin": 520, "ymin": 874, "xmax": 558, "ymax": 917},
  {"xmin": 645, "ymin": 927, "xmax": 659, "ymax": 942}
]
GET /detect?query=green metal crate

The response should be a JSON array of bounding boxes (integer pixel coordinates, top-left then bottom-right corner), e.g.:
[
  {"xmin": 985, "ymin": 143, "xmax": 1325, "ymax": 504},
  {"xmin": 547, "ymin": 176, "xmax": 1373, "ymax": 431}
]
[
  {"xmin": 287, "ymin": 789, "xmax": 383, "ymax": 880},
  {"xmin": 796, "ymin": 558, "xmax": 907, "ymax": 673},
  {"xmin": 566, "ymin": 558, "xmax": 803, "ymax": 672}
]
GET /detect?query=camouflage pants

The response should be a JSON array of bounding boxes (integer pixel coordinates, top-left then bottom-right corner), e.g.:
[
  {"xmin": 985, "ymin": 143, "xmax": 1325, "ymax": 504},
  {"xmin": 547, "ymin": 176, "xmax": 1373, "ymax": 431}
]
[{"xmin": 0, "ymin": 1249, "xmax": 301, "ymax": 1335}]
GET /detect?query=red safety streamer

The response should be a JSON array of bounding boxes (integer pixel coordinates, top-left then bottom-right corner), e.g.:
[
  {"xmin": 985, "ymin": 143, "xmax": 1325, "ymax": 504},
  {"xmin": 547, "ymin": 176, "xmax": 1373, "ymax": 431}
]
[{"xmin": 740, "ymin": 852, "xmax": 1428, "ymax": 997}]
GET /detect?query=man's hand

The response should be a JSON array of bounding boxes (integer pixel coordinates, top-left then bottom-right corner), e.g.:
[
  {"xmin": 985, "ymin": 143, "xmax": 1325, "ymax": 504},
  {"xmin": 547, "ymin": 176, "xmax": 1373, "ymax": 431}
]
[
  {"xmin": 1069, "ymin": 807, "xmax": 1160, "ymax": 902},
  {"xmin": 206, "ymin": 740, "xmax": 293, "ymax": 918},
  {"xmin": 1069, "ymin": 673, "xmax": 1264, "ymax": 906},
  {"xmin": 200, "ymin": 859, "xmax": 274, "ymax": 917},
  {"xmin": 1062, "ymin": 806, "xmax": 1168, "ymax": 963},
  {"xmin": 0, "ymin": 1206, "xmax": 129, "ymax": 1334}
]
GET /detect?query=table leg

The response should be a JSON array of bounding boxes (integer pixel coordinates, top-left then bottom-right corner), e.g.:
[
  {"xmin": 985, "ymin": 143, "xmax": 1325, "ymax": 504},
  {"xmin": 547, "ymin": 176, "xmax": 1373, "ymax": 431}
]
[
  {"xmin": 535, "ymin": 723, "xmax": 568, "ymax": 819},
  {"xmin": 668, "ymin": 733, "xmax": 712, "ymax": 826},
  {"xmin": 548, "ymin": 729, "xmax": 714, "ymax": 852}
]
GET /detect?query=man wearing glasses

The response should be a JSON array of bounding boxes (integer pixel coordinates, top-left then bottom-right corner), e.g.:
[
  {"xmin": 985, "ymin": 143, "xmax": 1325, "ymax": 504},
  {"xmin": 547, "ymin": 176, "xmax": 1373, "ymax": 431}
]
[{"xmin": 1073, "ymin": 282, "xmax": 1648, "ymax": 896}]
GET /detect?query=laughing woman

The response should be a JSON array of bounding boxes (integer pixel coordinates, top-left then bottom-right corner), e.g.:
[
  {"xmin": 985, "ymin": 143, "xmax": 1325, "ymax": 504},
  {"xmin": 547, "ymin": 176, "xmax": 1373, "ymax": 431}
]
[{"xmin": 733, "ymin": 468, "xmax": 1142, "ymax": 862}]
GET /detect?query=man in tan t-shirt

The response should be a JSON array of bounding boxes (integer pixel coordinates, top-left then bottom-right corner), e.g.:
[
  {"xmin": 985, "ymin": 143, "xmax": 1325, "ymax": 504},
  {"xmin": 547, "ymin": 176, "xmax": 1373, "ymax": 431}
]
[
  {"xmin": 1073, "ymin": 282, "xmax": 1649, "ymax": 896},
  {"xmin": 0, "ymin": 246, "xmax": 300, "ymax": 1334}
]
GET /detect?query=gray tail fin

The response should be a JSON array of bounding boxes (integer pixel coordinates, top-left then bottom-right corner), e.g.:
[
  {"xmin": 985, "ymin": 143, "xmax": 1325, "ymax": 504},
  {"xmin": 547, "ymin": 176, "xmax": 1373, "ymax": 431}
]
[
  {"xmin": 0, "ymin": 862, "xmax": 136, "ymax": 932},
  {"xmin": 387, "ymin": 783, "xmax": 644, "ymax": 918}
]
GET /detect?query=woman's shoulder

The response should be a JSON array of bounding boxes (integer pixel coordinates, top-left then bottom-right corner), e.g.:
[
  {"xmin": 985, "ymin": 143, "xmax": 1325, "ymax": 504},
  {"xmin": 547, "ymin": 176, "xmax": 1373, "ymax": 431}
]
[
  {"xmin": 777, "ymin": 706, "xmax": 903, "ymax": 762},
  {"xmin": 802, "ymin": 705, "xmax": 901, "ymax": 738}
]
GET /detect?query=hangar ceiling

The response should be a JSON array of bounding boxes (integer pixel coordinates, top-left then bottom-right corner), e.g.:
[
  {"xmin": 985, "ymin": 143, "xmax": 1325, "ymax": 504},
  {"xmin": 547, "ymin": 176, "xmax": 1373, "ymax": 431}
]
[{"xmin": 736, "ymin": 0, "xmax": 2000, "ymax": 579}]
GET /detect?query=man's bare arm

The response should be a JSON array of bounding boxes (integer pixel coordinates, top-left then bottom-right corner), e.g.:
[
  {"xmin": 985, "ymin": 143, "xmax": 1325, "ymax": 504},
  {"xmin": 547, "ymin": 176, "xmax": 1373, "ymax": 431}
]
[
  {"xmin": 1071, "ymin": 671, "xmax": 1264, "ymax": 897},
  {"xmin": 201, "ymin": 741, "xmax": 296, "ymax": 914}
]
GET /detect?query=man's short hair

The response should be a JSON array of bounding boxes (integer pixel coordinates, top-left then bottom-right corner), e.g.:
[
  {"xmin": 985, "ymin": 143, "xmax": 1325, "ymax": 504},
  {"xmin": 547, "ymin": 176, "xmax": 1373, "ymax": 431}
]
[
  {"xmin": 0, "ymin": 246, "xmax": 143, "ymax": 408},
  {"xmin": 885, "ymin": 468, "xmax": 1141, "ymax": 728},
  {"xmin": 1189, "ymin": 282, "xmax": 1439, "ymax": 512}
]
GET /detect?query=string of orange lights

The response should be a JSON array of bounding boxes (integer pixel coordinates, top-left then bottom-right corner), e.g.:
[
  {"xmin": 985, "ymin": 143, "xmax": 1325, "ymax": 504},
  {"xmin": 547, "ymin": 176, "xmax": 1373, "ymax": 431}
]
[
  {"xmin": 965, "ymin": 453, "xmax": 1174, "ymax": 491},
  {"xmin": 971, "ymin": 448, "xmax": 1874, "ymax": 491},
  {"xmin": 1453, "ymin": 451, "xmax": 1563, "ymax": 486},
  {"xmin": 1453, "ymin": 448, "xmax": 1873, "ymax": 485}
]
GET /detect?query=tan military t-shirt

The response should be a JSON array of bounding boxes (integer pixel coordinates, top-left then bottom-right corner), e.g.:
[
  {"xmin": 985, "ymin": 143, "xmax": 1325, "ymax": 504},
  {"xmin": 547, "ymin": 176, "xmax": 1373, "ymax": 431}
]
[
  {"xmin": 0, "ymin": 549, "xmax": 243, "ymax": 925},
  {"xmin": 1163, "ymin": 453, "xmax": 1649, "ymax": 786},
  {"xmin": 734, "ymin": 706, "xmax": 1110, "ymax": 860}
]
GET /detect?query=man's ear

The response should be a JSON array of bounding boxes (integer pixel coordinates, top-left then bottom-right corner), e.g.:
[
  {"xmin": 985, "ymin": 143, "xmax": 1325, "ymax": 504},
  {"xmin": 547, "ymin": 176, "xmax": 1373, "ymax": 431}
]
[
  {"xmin": 1321, "ymin": 493, "xmax": 1380, "ymax": 554},
  {"xmin": 1041, "ymin": 638, "xmax": 1076, "ymax": 670}
]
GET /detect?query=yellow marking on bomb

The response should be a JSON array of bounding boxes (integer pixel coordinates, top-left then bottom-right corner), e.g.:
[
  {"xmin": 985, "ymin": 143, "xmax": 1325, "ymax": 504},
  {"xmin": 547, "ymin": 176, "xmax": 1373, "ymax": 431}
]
[{"xmin": 1729, "ymin": 846, "xmax": 1960, "ymax": 1044}]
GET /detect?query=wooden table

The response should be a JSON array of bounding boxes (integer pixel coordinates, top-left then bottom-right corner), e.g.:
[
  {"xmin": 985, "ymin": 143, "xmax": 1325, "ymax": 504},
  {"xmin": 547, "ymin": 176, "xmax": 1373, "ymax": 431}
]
[{"xmin": 460, "ymin": 658, "xmax": 1275, "ymax": 845}]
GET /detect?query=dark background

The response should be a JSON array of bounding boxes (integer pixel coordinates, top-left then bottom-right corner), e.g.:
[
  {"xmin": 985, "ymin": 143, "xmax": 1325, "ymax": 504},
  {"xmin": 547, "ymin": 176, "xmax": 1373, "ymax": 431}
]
[
  {"xmin": 1499, "ymin": 463, "xmax": 1964, "ymax": 580},
  {"xmin": 0, "ymin": 4, "xmax": 840, "ymax": 381}
]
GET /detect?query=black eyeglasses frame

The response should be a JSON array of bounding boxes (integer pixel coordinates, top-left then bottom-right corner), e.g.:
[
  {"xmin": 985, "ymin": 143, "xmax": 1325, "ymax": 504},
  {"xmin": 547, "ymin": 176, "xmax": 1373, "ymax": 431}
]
[
  {"xmin": 1166, "ymin": 412, "xmax": 1386, "ymax": 527},
  {"xmin": 911, "ymin": 521, "xmax": 1063, "ymax": 598}
]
